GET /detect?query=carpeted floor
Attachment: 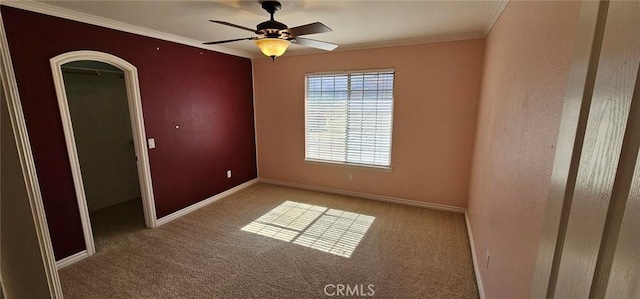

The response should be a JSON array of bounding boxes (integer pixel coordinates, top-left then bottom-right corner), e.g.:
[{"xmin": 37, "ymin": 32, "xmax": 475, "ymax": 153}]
[{"xmin": 59, "ymin": 183, "xmax": 479, "ymax": 298}]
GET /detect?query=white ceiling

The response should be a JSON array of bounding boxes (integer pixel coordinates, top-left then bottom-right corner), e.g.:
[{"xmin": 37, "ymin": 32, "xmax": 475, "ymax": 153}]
[{"xmin": 10, "ymin": 1, "xmax": 508, "ymax": 58}]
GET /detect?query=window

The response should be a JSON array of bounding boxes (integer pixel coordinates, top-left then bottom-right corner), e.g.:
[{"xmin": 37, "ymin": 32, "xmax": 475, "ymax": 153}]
[{"xmin": 305, "ymin": 70, "xmax": 394, "ymax": 168}]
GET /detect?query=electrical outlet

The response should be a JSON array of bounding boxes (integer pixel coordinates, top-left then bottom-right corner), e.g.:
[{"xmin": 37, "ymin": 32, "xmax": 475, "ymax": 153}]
[
  {"xmin": 348, "ymin": 173, "xmax": 353, "ymax": 180},
  {"xmin": 485, "ymin": 251, "xmax": 490, "ymax": 269},
  {"xmin": 227, "ymin": 170, "xmax": 231, "ymax": 178}
]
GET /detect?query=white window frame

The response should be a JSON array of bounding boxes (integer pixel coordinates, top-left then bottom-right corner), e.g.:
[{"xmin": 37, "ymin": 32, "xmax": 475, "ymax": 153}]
[{"xmin": 304, "ymin": 69, "xmax": 395, "ymax": 171}]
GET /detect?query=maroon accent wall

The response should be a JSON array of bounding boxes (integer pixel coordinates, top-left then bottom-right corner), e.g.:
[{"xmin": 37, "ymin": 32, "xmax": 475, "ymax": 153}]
[{"xmin": 2, "ymin": 6, "xmax": 257, "ymax": 260}]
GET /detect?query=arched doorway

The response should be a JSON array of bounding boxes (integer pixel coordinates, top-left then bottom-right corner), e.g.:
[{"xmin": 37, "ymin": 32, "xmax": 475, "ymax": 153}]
[{"xmin": 50, "ymin": 51, "xmax": 157, "ymax": 266}]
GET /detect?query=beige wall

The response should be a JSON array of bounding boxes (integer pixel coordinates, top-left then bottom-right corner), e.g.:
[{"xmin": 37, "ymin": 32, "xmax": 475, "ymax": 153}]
[
  {"xmin": 467, "ymin": 1, "xmax": 580, "ymax": 298},
  {"xmin": 254, "ymin": 39, "xmax": 484, "ymax": 208},
  {"xmin": 63, "ymin": 69, "xmax": 140, "ymax": 211}
]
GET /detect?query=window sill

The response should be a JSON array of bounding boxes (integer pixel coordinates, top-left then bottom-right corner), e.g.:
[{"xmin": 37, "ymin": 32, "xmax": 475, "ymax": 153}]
[{"xmin": 304, "ymin": 159, "xmax": 394, "ymax": 172}]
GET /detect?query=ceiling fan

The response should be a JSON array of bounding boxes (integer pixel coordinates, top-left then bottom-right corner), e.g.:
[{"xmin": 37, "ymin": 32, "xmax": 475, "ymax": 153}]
[{"xmin": 203, "ymin": 0, "xmax": 338, "ymax": 59}]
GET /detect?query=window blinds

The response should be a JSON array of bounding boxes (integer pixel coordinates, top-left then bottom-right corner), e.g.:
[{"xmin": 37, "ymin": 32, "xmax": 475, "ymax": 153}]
[{"xmin": 305, "ymin": 70, "xmax": 394, "ymax": 167}]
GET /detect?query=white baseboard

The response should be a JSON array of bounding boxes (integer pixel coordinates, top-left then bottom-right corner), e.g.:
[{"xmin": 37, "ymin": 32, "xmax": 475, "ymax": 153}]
[
  {"xmin": 56, "ymin": 250, "xmax": 89, "ymax": 269},
  {"xmin": 54, "ymin": 177, "xmax": 483, "ymax": 298},
  {"xmin": 259, "ymin": 178, "xmax": 465, "ymax": 214},
  {"xmin": 465, "ymin": 212, "xmax": 485, "ymax": 299},
  {"xmin": 156, "ymin": 178, "xmax": 259, "ymax": 226},
  {"xmin": 88, "ymin": 193, "xmax": 140, "ymax": 212},
  {"xmin": 54, "ymin": 179, "xmax": 258, "ymax": 268},
  {"xmin": 259, "ymin": 178, "xmax": 481, "ymax": 295}
]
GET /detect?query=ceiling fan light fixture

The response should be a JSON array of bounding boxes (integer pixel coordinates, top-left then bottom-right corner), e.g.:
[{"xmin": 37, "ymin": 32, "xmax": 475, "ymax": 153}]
[
  {"xmin": 205, "ymin": 1, "xmax": 337, "ymax": 55},
  {"xmin": 255, "ymin": 38, "xmax": 291, "ymax": 59}
]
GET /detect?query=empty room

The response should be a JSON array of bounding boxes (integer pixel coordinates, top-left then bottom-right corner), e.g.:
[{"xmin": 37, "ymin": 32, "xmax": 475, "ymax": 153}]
[{"xmin": 1, "ymin": 1, "xmax": 639, "ymax": 298}]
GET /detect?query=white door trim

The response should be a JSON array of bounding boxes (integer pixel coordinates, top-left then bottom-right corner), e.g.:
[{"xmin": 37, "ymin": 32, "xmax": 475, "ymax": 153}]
[
  {"xmin": 50, "ymin": 50, "xmax": 158, "ymax": 258},
  {"xmin": 0, "ymin": 12, "xmax": 63, "ymax": 298}
]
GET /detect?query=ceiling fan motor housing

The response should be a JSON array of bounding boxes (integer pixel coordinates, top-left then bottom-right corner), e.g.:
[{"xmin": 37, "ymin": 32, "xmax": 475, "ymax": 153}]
[
  {"xmin": 258, "ymin": 1, "xmax": 289, "ymax": 39},
  {"xmin": 257, "ymin": 20, "xmax": 288, "ymax": 36}
]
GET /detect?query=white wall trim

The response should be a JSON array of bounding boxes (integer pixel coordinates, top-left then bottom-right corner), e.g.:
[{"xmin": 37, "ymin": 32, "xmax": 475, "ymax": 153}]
[
  {"xmin": 483, "ymin": 1, "xmax": 510, "ymax": 36},
  {"xmin": 250, "ymin": 59, "xmax": 260, "ymax": 177},
  {"xmin": 2, "ymin": 0, "xmax": 508, "ymax": 61},
  {"xmin": 55, "ymin": 250, "xmax": 89, "ymax": 270},
  {"xmin": 324, "ymin": 32, "xmax": 484, "ymax": 54},
  {"xmin": 1, "ymin": 1, "xmax": 254, "ymax": 59},
  {"xmin": 156, "ymin": 179, "xmax": 260, "ymax": 226},
  {"xmin": 465, "ymin": 212, "xmax": 485, "ymax": 299},
  {"xmin": 0, "ymin": 11, "xmax": 63, "ymax": 299},
  {"xmin": 256, "ymin": 1, "xmax": 509, "ymax": 59},
  {"xmin": 259, "ymin": 179, "xmax": 484, "ymax": 295},
  {"xmin": 259, "ymin": 178, "xmax": 466, "ymax": 214},
  {"xmin": 88, "ymin": 194, "xmax": 141, "ymax": 212},
  {"xmin": 50, "ymin": 50, "xmax": 159, "ymax": 260},
  {"xmin": 274, "ymin": 32, "xmax": 485, "ymax": 59}
]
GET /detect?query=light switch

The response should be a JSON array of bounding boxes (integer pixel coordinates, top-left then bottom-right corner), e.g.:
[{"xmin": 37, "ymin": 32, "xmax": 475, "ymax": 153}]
[{"xmin": 148, "ymin": 138, "xmax": 156, "ymax": 149}]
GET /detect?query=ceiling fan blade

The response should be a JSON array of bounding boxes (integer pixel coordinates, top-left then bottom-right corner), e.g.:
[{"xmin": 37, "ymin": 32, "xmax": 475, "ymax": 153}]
[
  {"xmin": 288, "ymin": 22, "xmax": 332, "ymax": 37},
  {"xmin": 209, "ymin": 20, "xmax": 257, "ymax": 33},
  {"xmin": 203, "ymin": 37, "xmax": 255, "ymax": 45},
  {"xmin": 293, "ymin": 37, "xmax": 338, "ymax": 51}
]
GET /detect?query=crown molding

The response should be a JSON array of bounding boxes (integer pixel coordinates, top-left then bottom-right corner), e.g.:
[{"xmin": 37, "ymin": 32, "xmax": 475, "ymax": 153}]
[
  {"xmin": 1, "ymin": 1, "xmax": 254, "ymax": 59},
  {"xmin": 258, "ymin": 1, "xmax": 508, "ymax": 59},
  {"xmin": 483, "ymin": 1, "xmax": 510, "ymax": 36},
  {"xmin": 261, "ymin": 31, "xmax": 486, "ymax": 59},
  {"xmin": 338, "ymin": 31, "xmax": 485, "ymax": 51},
  {"xmin": 284, "ymin": 0, "xmax": 508, "ymax": 58},
  {"xmin": 2, "ymin": 0, "xmax": 508, "ymax": 60}
]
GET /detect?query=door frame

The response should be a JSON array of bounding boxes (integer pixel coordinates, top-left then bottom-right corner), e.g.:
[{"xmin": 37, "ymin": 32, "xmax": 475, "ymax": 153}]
[
  {"xmin": 1, "ymin": 12, "xmax": 63, "ymax": 297},
  {"xmin": 530, "ymin": 1, "xmax": 606, "ymax": 297},
  {"xmin": 532, "ymin": 0, "xmax": 640, "ymax": 297},
  {"xmin": 50, "ymin": 50, "xmax": 157, "ymax": 261}
]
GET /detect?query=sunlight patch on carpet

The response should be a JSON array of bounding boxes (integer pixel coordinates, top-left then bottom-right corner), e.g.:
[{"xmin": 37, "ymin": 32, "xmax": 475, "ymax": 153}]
[{"xmin": 241, "ymin": 201, "xmax": 374, "ymax": 258}]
